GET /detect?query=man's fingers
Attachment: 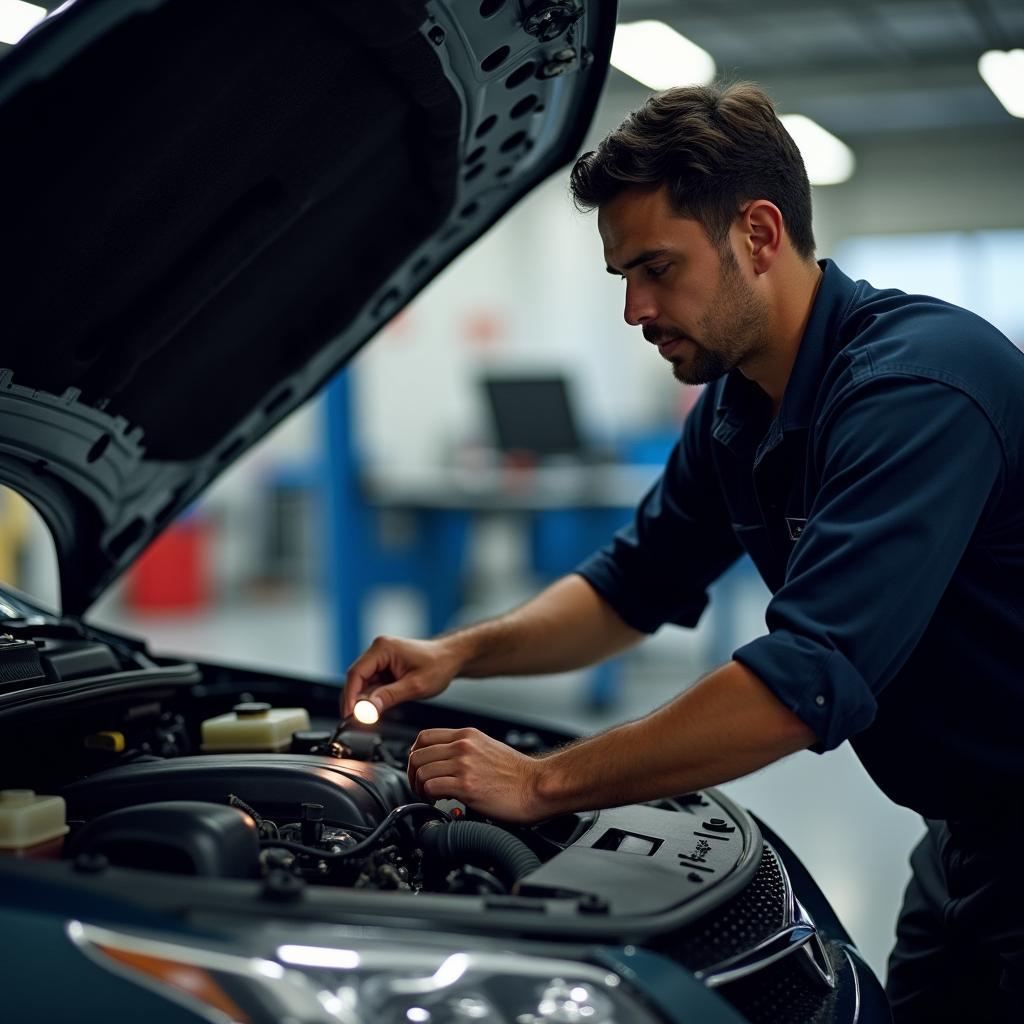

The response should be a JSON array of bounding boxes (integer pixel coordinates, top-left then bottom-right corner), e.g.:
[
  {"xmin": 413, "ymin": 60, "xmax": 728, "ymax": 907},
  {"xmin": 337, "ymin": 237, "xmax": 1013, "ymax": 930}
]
[
  {"xmin": 407, "ymin": 739, "xmax": 465, "ymax": 790},
  {"xmin": 368, "ymin": 672, "xmax": 434, "ymax": 714},
  {"xmin": 410, "ymin": 757, "xmax": 460, "ymax": 796},
  {"xmin": 339, "ymin": 636, "xmax": 456, "ymax": 719},
  {"xmin": 409, "ymin": 740, "xmax": 463, "ymax": 766},
  {"xmin": 421, "ymin": 776, "xmax": 461, "ymax": 800},
  {"xmin": 342, "ymin": 647, "xmax": 398, "ymax": 716},
  {"xmin": 342, "ymin": 658, "xmax": 382, "ymax": 716},
  {"xmin": 409, "ymin": 728, "xmax": 472, "ymax": 752}
]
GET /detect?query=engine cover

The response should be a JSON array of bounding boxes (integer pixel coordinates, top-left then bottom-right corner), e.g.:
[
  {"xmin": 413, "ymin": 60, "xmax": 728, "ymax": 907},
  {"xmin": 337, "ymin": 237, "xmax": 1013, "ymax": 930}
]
[
  {"xmin": 65, "ymin": 801, "xmax": 262, "ymax": 878},
  {"xmin": 61, "ymin": 754, "xmax": 415, "ymax": 829}
]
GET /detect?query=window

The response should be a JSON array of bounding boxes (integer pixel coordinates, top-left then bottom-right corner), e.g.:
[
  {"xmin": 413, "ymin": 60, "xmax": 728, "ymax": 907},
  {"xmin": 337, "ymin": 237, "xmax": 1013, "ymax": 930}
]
[{"xmin": 836, "ymin": 230, "xmax": 1024, "ymax": 349}]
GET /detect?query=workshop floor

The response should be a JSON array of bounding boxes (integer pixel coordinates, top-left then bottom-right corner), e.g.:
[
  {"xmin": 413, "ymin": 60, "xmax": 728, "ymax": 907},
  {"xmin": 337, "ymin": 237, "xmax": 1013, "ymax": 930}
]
[{"xmin": 91, "ymin": 588, "xmax": 925, "ymax": 983}]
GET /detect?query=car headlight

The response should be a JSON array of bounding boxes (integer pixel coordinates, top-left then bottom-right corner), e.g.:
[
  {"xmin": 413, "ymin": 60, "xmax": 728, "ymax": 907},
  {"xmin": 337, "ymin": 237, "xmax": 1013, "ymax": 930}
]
[
  {"xmin": 69, "ymin": 921, "xmax": 665, "ymax": 1024},
  {"xmin": 277, "ymin": 945, "xmax": 661, "ymax": 1024}
]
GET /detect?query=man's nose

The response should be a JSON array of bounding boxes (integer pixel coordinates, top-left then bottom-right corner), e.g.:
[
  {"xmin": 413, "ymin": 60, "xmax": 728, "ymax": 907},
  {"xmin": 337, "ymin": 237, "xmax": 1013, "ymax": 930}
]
[{"xmin": 623, "ymin": 282, "xmax": 657, "ymax": 327}]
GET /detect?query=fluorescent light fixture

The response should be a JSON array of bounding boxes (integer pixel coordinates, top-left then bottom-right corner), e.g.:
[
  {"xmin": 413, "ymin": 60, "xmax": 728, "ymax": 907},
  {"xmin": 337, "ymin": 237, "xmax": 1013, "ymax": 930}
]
[
  {"xmin": 978, "ymin": 49, "xmax": 1024, "ymax": 118},
  {"xmin": 0, "ymin": 0, "xmax": 46, "ymax": 45},
  {"xmin": 611, "ymin": 20, "xmax": 715, "ymax": 91},
  {"xmin": 780, "ymin": 114, "xmax": 855, "ymax": 186}
]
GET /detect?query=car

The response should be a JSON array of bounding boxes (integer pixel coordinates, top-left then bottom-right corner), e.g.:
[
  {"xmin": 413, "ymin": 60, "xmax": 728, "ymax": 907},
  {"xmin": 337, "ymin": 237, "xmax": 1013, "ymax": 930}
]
[{"xmin": 0, "ymin": 1, "xmax": 891, "ymax": 1021}]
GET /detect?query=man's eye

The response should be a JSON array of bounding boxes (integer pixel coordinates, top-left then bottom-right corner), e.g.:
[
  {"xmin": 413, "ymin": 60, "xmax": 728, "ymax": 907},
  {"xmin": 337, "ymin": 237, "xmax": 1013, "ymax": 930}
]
[{"xmin": 645, "ymin": 264, "xmax": 669, "ymax": 279}]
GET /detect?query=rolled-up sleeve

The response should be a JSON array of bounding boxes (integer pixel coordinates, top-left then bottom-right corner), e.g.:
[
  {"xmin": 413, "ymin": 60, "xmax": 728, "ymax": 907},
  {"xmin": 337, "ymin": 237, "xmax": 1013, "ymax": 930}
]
[
  {"xmin": 575, "ymin": 389, "xmax": 744, "ymax": 633},
  {"xmin": 733, "ymin": 375, "xmax": 1004, "ymax": 751}
]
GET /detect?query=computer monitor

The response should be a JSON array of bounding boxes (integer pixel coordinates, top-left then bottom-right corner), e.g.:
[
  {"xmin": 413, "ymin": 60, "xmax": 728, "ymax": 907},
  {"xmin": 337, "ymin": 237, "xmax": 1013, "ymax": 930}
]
[{"xmin": 482, "ymin": 375, "xmax": 584, "ymax": 458}]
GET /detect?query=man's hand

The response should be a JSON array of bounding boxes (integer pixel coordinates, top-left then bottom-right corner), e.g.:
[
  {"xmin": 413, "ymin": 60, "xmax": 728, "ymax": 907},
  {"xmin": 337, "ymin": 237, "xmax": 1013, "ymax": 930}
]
[
  {"xmin": 340, "ymin": 577, "xmax": 643, "ymax": 720},
  {"xmin": 405, "ymin": 662, "xmax": 815, "ymax": 822},
  {"xmin": 407, "ymin": 728, "xmax": 547, "ymax": 824},
  {"xmin": 342, "ymin": 636, "xmax": 464, "ymax": 718}
]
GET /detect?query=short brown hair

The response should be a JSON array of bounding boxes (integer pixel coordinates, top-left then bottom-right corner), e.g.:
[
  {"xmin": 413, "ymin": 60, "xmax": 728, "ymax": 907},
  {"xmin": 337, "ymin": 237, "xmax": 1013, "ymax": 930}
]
[{"xmin": 570, "ymin": 82, "xmax": 816, "ymax": 259}]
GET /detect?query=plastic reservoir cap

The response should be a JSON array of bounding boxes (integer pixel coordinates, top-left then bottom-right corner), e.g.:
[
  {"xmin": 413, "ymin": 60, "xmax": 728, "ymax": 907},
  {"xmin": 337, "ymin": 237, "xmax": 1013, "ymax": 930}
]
[
  {"xmin": 233, "ymin": 702, "xmax": 273, "ymax": 718},
  {"xmin": 353, "ymin": 699, "xmax": 380, "ymax": 725},
  {"xmin": 0, "ymin": 789, "xmax": 69, "ymax": 849}
]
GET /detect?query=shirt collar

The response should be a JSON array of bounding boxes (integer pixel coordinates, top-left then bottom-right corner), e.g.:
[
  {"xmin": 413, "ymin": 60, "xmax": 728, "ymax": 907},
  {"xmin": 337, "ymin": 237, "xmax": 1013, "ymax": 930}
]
[{"xmin": 714, "ymin": 258, "xmax": 859, "ymax": 442}]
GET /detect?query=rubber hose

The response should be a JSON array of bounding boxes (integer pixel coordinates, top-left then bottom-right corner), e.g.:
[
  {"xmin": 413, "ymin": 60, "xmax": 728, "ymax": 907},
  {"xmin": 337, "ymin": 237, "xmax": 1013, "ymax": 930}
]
[{"xmin": 419, "ymin": 820, "xmax": 540, "ymax": 889}]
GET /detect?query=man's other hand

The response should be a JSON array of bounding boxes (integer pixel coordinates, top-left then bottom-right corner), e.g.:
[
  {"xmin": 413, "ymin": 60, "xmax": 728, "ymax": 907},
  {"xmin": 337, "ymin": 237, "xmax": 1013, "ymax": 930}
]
[
  {"xmin": 407, "ymin": 727, "xmax": 546, "ymax": 824},
  {"xmin": 342, "ymin": 636, "xmax": 462, "ymax": 718}
]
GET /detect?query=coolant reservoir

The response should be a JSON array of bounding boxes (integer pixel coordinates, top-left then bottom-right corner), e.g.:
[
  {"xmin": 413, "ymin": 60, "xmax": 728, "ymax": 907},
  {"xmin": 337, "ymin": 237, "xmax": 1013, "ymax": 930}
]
[
  {"xmin": 0, "ymin": 789, "xmax": 69, "ymax": 858},
  {"xmin": 201, "ymin": 702, "xmax": 311, "ymax": 752}
]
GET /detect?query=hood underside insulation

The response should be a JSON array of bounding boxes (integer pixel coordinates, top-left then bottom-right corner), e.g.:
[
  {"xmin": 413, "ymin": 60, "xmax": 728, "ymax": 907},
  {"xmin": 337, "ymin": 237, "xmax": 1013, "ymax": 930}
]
[{"xmin": 3, "ymin": 0, "xmax": 459, "ymax": 459}]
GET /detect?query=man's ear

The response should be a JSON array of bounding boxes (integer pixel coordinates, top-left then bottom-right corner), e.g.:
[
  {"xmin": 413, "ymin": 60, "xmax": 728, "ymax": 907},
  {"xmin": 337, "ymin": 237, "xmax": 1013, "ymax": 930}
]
[{"xmin": 741, "ymin": 200, "xmax": 784, "ymax": 274}]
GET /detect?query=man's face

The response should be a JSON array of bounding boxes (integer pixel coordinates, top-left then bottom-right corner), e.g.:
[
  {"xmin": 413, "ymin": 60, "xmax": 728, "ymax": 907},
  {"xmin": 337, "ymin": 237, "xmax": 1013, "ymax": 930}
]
[{"xmin": 599, "ymin": 185, "xmax": 770, "ymax": 385}]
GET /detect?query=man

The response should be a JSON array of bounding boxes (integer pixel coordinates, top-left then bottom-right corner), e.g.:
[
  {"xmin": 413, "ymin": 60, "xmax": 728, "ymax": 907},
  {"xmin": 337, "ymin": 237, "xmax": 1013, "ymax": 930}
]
[{"xmin": 342, "ymin": 83, "xmax": 1024, "ymax": 1020}]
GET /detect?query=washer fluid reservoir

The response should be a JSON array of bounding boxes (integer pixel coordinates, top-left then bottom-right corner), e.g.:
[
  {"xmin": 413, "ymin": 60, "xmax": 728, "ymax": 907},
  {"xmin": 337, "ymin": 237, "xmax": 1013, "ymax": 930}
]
[
  {"xmin": 0, "ymin": 789, "xmax": 69, "ymax": 858},
  {"xmin": 201, "ymin": 702, "xmax": 311, "ymax": 752}
]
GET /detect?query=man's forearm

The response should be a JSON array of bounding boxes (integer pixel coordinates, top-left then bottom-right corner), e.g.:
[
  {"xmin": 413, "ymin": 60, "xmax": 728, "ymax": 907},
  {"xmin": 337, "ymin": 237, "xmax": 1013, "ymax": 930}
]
[
  {"xmin": 443, "ymin": 574, "xmax": 644, "ymax": 678},
  {"xmin": 532, "ymin": 660, "xmax": 818, "ymax": 815}
]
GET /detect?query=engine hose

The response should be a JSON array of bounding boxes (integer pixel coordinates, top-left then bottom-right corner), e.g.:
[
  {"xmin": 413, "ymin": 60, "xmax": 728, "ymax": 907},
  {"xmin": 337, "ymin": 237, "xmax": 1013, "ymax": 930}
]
[
  {"xmin": 418, "ymin": 820, "xmax": 540, "ymax": 890},
  {"xmin": 259, "ymin": 803, "xmax": 447, "ymax": 860}
]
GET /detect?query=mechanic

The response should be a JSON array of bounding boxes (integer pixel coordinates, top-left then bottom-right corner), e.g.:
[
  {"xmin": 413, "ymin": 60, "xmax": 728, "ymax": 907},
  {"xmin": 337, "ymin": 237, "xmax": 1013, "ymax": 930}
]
[{"xmin": 342, "ymin": 82, "xmax": 1024, "ymax": 1021}]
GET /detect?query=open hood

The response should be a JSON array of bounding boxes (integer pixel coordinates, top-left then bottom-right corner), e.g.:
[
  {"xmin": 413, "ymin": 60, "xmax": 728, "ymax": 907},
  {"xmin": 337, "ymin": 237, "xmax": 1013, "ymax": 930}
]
[{"xmin": 0, "ymin": 0, "xmax": 615, "ymax": 614}]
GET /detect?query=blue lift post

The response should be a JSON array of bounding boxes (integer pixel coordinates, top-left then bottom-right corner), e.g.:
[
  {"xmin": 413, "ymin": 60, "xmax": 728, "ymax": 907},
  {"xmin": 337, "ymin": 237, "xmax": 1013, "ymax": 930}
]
[
  {"xmin": 323, "ymin": 368, "xmax": 470, "ymax": 674},
  {"xmin": 322, "ymin": 368, "xmax": 363, "ymax": 674}
]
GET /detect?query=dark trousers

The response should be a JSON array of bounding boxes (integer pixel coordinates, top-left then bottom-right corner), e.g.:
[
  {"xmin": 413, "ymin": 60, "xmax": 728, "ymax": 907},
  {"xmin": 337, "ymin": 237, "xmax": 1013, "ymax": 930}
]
[{"xmin": 886, "ymin": 818, "xmax": 1024, "ymax": 1023}]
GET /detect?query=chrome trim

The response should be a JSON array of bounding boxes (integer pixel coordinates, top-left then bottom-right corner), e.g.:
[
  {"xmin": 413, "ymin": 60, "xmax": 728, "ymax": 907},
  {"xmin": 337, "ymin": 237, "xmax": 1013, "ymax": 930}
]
[
  {"xmin": 695, "ymin": 845, "xmax": 836, "ymax": 991},
  {"xmin": 793, "ymin": 897, "xmax": 837, "ymax": 990},
  {"xmin": 694, "ymin": 922, "xmax": 821, "ymax": 988},
  {"xmin": 783, "ymin": 842, "xmax": 797, "ymax": 925},
  {"xmin": 841, "ymin": 947, "xmax": 862, "ymax": 1023}
]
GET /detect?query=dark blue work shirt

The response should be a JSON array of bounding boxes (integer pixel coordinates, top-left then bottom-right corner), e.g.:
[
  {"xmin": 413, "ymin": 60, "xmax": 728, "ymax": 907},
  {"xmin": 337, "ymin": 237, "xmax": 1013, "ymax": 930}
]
[{"xmin": 577, "ymin": 259, "xmax": 1024, "ymax": 820}]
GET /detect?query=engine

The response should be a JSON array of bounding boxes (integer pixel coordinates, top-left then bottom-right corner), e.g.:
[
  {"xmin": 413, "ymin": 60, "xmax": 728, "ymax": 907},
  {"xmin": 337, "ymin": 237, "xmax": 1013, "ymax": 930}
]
[{"xmin": 60, "ymin": 729, "xmax": 545, "ymax": 896}]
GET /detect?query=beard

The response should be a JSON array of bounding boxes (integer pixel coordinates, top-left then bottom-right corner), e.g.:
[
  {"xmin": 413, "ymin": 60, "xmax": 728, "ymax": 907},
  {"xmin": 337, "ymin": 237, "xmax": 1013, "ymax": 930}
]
[{"xmin": 664, "ymin": 248, "xmax": 771, "ymax": 386}]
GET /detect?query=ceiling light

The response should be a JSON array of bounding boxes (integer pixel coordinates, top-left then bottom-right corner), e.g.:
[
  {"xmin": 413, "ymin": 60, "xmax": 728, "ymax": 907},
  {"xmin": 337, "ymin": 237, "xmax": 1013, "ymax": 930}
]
[
  {"xmin": 780, "ymin": 114, "xmax": 855, "ymax": 186},
  {"xmin": 0, "ymin": 0, "xmax": 46, "ymax": 46},
  {"xmin": 611, "ymin": 20, "xmax": 715, "ymax": 91},
  {"xmin": 978, "ymin": 49, "xmax": 1024, "ymax": 118}
]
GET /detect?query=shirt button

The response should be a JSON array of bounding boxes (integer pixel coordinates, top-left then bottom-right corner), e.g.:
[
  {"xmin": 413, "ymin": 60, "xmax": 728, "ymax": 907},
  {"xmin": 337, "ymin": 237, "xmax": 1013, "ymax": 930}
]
[{"xmin": 815, "ymin": 695, "xmax": 826, "ymax": 706}]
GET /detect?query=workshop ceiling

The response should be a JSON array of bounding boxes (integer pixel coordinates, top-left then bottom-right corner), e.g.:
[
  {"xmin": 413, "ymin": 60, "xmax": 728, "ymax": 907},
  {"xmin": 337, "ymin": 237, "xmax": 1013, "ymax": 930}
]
[{"xmin": 614, "ymin": 0, "xmax": 1024, "ymax": 138}]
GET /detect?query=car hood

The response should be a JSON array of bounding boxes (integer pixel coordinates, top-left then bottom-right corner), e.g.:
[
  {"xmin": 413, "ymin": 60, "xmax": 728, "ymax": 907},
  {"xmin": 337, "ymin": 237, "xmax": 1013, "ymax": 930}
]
[{"xmin": 0, "ymin": 0, "xmax": 615, "ymax": 614}]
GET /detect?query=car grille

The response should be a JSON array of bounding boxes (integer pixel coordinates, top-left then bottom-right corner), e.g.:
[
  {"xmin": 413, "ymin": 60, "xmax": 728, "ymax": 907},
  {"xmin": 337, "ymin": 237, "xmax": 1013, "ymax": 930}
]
[
  {"xmin": 717, "ymin": 938, "xmax": 846, "ymax": 1024},
  {"xmin": 669, "ymin": 844, "xmax": 790, "ymax": 968},
  {"xmin": 662, "ymin": 845, "xmax": 844, "ymax": 1024}
]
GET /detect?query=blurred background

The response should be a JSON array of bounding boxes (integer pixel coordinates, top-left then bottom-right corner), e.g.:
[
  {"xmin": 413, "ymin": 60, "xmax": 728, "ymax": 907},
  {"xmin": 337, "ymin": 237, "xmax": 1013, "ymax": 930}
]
[{"xmin": 2, "ymin": 0, "xmax": 1023, "ymax": 981}]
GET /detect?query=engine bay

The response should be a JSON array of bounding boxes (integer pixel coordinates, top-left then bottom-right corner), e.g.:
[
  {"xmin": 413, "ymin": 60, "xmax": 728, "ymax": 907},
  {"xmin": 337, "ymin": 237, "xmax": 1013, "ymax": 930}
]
[
  {"xmin": 51, "ymin": 705, "xmax": 757, "ymax": 915},
  {"xmin": 0, "ymin": 622, "xmax": 865, "ymax": 1024},
  {"xmin": 0, "ymin": 622, "xmax": 760, "ymax": 922}
]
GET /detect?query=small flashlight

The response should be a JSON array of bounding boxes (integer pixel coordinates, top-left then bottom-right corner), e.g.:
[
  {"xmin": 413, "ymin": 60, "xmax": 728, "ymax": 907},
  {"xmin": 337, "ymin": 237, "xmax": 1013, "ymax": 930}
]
[{"xmin": 353, "ymin": 699, "xmax": 380, "ymax": 726}]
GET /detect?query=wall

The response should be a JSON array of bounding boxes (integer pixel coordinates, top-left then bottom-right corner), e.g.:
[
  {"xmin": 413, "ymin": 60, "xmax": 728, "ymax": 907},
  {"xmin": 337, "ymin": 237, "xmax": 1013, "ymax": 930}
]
[{"xmin": 813, "ymin": 126, "xmax": 1024, "ymax": 253}]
